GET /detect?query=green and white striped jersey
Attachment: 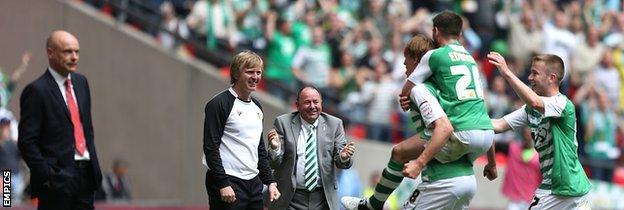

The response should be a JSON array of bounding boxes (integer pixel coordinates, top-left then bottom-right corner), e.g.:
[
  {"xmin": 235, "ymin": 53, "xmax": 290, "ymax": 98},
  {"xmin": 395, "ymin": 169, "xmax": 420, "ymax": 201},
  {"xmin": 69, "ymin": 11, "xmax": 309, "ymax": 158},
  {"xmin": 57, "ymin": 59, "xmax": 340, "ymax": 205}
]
[
  {"xmin": 408, "ymin": 81, "xmax": 446, "ymax": 140},
  {"xmin": 408, "ymin": 82, "xmax": 474, "ymax": 181},
  {"xmin": 503, "ymin": 94, "xmax": 591, "ymax": 196}
]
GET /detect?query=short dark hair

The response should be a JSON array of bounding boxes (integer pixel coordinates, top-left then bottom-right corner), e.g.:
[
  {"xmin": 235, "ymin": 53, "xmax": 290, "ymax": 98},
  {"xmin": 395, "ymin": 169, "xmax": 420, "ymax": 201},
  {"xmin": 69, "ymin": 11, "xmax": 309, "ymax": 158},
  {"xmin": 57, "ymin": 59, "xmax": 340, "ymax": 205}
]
[
  {"xmin": 296, "ymin": 85, "xmax": 321, "ymax": 102},
  {"xmin": 0, "ymin": 118, "xmax": 10, "ymax": 126},
  {"xmin": 433, "ymin": 11, "xmax": 463, "ymax": 37}
]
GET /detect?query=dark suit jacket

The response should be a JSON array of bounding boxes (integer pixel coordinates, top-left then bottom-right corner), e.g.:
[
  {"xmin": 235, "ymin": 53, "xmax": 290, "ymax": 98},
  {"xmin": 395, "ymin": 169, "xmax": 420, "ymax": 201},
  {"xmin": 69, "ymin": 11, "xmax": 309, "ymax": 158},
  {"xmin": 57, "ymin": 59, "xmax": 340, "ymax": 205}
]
[
  {"xmin": 268, "ymin": 112, "xmax": 352, "ymax": 210},
  {"xmin": 18, "ymin": 70, "xmax": 102, "ymax": 197}
]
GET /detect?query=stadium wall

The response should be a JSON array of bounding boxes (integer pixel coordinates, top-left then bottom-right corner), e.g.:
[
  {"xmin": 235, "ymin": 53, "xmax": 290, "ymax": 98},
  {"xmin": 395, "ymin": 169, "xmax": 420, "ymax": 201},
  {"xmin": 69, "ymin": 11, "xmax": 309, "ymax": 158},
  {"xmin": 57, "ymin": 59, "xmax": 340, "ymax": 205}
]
[{"xmin": 0, "ymin": 0, "xmax": 290, "ymax": 205}]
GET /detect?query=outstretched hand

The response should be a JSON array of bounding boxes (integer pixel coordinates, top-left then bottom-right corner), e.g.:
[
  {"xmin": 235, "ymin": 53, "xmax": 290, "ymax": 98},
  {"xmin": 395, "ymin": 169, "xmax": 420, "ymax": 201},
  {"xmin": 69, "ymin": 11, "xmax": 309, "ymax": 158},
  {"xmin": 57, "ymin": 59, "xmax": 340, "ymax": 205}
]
[{"xmin": 486, "ymin": 52, "xmax": 511, "ymax": 74}]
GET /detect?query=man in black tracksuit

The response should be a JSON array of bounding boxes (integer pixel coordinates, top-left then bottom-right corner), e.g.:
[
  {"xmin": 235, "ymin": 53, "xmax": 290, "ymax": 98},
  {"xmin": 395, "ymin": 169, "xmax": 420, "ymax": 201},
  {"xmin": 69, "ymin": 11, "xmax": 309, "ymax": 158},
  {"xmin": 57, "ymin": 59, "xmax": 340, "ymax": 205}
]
[{"xmin": 202, "ymin": 50, "xmax": 280, "ymax": 210}]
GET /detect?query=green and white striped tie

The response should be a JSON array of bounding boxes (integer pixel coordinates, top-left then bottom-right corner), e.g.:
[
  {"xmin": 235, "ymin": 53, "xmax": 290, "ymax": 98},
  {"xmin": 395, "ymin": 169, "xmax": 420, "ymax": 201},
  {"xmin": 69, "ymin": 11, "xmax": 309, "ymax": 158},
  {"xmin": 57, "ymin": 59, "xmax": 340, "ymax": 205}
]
[{"xmin": 304, "ymin": 125, "xmax": 318, "ymax": 191}]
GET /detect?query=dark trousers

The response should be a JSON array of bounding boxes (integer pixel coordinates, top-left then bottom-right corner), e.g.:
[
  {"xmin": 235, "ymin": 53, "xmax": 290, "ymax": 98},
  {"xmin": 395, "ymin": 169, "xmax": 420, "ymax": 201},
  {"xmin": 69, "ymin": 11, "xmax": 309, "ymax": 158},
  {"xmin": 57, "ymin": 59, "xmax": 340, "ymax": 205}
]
[
  {"xmin": 288, "ymin": 188, "xmax": 329, "ymax": 210},
  {"xmin": 206, "ymin": 172, "xmax": 263, "ymax": 210},
  {"xmin": 38, "ymin": 161, "xmax": 96, "ymax": 210}
]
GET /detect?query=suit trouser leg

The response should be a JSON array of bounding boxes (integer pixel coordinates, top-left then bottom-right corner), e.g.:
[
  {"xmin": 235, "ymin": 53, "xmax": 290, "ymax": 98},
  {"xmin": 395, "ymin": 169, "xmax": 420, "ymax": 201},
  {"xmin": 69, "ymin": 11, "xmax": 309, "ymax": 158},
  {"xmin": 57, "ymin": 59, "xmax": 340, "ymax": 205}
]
[
  {"xmin": 288, "ymin": 188, "xmax": 329, "ymax": 210},
  {"xmin": 37, "ymin": 163, "xmax": 95, "ymax": 210},
  {"xmin": 72, "ymin": 163, "xmax": 95, "ymax": 210},
  {"xmin": 38, "ymin": 189, "xmax": 72, "ymax": 210}
]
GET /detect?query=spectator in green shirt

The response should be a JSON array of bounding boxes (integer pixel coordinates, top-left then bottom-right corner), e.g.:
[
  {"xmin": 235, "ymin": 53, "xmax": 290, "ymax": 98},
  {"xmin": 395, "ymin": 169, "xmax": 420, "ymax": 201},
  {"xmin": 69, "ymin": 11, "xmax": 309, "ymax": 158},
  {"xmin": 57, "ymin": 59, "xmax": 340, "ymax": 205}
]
[{"xmin": 264, "ymin": 11, "xmax": 297, "ymax": 101}]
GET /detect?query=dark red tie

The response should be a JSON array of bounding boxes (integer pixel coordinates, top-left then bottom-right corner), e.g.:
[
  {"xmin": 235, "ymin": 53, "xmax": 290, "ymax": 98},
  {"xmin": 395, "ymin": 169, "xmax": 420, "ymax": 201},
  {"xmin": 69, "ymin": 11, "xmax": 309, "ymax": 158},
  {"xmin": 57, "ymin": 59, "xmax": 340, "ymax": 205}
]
[{"xmin": 65, "ymin": 78, "xmax": 86, "ymax": 156}]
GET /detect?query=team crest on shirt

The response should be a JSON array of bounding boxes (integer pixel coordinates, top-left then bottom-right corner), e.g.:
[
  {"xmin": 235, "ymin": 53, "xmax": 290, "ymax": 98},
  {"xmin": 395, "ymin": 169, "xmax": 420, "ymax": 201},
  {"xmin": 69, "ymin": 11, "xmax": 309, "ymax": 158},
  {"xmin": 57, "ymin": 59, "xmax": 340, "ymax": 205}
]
[
  {"xmin": 419, "ymin": 101, "xmax": 433, "ymax": 119},
  {"xmin": 257, "ymin": 112, "xmax": 263, "ymax": 119},
  {"xmin": 237, "ymin": 110, "xmax": 243, "ymax": 116}
]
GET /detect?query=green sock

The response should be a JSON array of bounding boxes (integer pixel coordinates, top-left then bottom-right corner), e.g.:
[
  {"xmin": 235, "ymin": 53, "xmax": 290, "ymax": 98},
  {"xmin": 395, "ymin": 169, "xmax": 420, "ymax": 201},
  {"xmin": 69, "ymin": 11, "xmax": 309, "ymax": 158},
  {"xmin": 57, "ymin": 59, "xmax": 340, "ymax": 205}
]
[{"xmin": 367, "ymin": 159, "xmax": 404, "ymax": 210}]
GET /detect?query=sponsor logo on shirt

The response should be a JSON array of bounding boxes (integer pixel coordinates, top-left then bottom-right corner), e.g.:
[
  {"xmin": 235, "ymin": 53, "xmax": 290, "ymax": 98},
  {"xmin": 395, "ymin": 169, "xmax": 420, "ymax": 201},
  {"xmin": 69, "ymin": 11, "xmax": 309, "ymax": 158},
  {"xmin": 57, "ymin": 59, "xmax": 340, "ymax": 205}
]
[{"xmin": 419, "ymin": 101, "xmax": 433, "ymax": 119}]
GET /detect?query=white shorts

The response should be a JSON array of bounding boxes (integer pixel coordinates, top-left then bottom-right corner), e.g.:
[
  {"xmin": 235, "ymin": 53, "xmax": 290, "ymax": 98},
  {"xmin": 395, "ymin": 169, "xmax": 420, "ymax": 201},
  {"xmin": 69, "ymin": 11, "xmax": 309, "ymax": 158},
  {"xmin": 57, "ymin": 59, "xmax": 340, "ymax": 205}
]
[
  {"xmin": 529, "ymin": 189, "xmax": 591, "ymax": 210},
  {"xmin": 403, "ymin": 175, "xmax": 476, "ymax": 210},
  {"xmin": 431, "ymin": 129, "xmax": 494, "ymax": 163}
]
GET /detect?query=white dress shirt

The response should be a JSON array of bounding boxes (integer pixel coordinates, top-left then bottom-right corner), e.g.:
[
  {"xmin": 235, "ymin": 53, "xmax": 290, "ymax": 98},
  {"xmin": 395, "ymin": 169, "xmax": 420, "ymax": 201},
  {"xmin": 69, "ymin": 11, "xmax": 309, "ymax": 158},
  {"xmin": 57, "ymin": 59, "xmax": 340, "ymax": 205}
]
[{"xmin": 48, "ymin": 68, "xmax": 90, "ymax": 160}]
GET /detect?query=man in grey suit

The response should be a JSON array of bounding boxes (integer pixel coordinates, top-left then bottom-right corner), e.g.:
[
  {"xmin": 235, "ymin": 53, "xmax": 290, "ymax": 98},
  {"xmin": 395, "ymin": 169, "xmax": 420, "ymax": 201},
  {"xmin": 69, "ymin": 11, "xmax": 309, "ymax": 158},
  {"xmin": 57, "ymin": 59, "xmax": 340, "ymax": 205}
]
[{"xmin": 267, "ymin": 86, "xmax": 356, "ymax": 210}]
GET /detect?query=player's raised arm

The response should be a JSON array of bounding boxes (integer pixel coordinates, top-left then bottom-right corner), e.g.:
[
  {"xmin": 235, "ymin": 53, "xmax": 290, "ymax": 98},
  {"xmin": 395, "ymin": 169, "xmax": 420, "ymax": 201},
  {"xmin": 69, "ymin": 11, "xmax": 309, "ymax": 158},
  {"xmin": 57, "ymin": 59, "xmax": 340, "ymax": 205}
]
[{"xmin": 487, "ymin": 52, "xmax": 545, "ymax": 113}]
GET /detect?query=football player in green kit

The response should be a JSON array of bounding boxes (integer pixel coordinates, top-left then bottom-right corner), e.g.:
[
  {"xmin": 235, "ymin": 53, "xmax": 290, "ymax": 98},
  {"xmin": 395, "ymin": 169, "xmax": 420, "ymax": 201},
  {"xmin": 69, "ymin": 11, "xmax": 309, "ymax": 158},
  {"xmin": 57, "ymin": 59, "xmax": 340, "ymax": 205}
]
[
  {"xmin": 488, "ymin": 52, "xmax": 591, "ymax": 210},
  {"xmin": 341, "ymin": 30, "xmax": 497, "ymax": 210},
  {"xmin": 399, "ymin": 10, "xmax": 495, "ymax": 181}
]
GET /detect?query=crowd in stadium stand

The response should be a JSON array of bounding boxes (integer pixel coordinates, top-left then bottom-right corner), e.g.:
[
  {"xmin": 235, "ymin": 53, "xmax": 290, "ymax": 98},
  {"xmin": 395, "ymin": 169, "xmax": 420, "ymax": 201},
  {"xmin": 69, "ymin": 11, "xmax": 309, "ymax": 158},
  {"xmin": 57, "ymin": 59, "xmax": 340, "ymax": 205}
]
[{"xmin": 71, "ymin": 0, "xmax": 624, "ymax": 190}]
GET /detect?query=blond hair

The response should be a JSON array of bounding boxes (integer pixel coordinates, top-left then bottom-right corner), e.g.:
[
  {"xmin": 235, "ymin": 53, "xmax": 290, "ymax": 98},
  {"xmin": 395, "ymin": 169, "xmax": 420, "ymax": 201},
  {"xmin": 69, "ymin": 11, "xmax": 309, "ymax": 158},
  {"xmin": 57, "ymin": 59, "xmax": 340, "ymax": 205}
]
[{"xmin": 230, "ymin": 50, "xmax": 263, "ymax": 84}]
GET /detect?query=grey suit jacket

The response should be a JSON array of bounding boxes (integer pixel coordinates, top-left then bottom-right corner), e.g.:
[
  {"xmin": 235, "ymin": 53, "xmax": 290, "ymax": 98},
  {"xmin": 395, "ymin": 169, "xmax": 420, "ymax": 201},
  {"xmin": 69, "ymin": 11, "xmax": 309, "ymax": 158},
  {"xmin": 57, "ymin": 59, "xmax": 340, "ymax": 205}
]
[{"xmin": 268, "ymin": 112, "xmax": 352, "ymax": 210}]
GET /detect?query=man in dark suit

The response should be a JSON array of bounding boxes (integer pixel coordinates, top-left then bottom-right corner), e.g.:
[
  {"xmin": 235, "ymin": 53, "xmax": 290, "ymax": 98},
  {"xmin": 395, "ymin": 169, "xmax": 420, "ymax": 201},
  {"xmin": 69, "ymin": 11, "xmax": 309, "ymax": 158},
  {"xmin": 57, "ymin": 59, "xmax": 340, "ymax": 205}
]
[
  {"xmin": 18, "ymin": 30, "xmax": 102, "ymax": 210},
  {"xmin": 267, "ymin": 86, "xmax": 356, "ymax": 210}
]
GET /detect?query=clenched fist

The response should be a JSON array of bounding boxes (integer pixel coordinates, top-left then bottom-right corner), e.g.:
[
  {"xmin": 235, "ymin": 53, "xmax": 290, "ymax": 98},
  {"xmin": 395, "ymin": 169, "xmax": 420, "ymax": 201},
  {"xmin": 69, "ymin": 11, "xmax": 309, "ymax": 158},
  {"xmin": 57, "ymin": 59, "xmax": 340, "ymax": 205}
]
[
  {"xmin": 220, "ymin": 186, "xmax": 236, "ymax": 203},
  {"xmin": 399, "ymin": 95, "xmax": 411, "ymax": 111}
]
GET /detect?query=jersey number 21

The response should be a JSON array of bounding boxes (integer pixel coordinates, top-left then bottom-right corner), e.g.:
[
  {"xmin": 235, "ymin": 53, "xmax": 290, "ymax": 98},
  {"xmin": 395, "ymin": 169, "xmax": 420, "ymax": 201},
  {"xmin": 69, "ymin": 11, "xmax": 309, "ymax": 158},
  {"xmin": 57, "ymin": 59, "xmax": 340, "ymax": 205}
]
[{"xmin": 450, "ymin": 65, "xmax": 484, "ymax": 101}]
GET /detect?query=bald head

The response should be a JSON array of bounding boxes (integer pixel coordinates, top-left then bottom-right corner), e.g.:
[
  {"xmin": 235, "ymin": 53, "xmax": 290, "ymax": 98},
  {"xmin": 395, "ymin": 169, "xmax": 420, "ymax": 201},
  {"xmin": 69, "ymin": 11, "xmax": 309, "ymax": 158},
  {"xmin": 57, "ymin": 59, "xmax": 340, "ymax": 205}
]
[
  {"xmin": 46, "ymin": 30, "xmax": 78, "ymax": 50},
  {"xmin": 46, "ymin": 30, "xmax": 80, "ymax": 76}
]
